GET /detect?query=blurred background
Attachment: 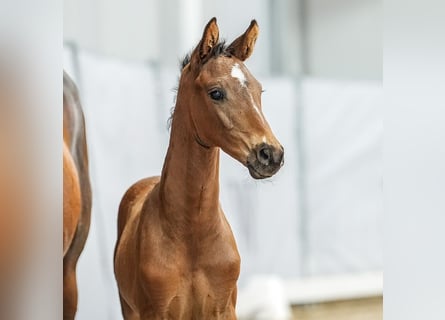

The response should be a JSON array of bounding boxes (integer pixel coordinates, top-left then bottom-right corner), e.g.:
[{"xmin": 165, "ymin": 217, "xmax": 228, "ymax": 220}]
[{"xmin": 63, "ymin": 0, "xmax": 382, "ymax": 319}]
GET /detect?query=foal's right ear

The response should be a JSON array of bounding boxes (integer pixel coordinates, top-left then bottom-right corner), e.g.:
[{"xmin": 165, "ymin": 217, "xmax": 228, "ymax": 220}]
[{"xmin": 190, "ymin": 17, "xmax": 220, "ymax": 68}]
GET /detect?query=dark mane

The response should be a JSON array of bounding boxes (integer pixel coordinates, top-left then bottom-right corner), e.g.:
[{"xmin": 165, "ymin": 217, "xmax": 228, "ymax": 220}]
[{"xmin": 180, "ymin": 41, "xmax": 230, "ymax": 70}]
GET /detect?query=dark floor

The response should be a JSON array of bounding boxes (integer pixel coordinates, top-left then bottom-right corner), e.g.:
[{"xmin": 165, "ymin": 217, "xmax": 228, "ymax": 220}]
[{"xmin": 292, "ymin": 296, "xmax": 383, "ymax": 320}]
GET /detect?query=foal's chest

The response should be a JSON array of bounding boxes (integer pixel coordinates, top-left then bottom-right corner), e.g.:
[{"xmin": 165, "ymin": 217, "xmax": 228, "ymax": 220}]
[{"xmin": 141, "ymin": 235, "xmax": 240, "ymax": 317}]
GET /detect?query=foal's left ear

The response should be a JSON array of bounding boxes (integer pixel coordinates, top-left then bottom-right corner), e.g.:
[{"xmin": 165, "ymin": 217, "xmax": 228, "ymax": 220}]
[
  {"xmin": 191, "ymin": 17, "xmax": 220, "ymax": 67},
  {"xmin": 227, "ymin": 20, "xmax": 259, "ymax": 61}
]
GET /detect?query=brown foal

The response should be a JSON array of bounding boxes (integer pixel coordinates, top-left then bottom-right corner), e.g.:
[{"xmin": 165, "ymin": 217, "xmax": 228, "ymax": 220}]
[
  {"xmin": 114, "ymin": 18, "xmax": 284, "ymax": 319},
  {"xmin": 63, "ymin": 71, "xmax": 92, "ymax": 320}
]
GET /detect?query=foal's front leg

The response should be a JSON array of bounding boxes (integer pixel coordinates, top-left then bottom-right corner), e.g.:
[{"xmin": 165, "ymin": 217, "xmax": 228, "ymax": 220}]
[
  {"xmin": 140, "ymin": 267, "xmax": 185, "ymax": 320},
  {"xmin": 210, "ymin": 308, "xmax": 237, "ymax": 320},
  {"xmin": 139, "ymin": 301, "xmax": 185, "ymax": 320}
]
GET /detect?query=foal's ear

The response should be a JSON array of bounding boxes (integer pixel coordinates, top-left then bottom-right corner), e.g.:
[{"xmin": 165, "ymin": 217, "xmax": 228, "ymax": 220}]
[
  {"xmin": 191, "ymin": 17, "xmax": 219, "ymax": 67},
  {"xmin": 227, "ymin": 20, "xmax": 259, "ymax": 61}
]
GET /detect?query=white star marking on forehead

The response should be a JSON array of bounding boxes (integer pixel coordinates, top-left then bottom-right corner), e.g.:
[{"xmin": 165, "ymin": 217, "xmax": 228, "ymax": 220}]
[
  {"xmin": 231, "ymin": 63, "xmax": 247, "ymax": 88},
  {"xmin": 231, "ymin": 62, "xmax": 265, "ymax": 124},
  {"xmin": 250, "ymin": 94, "xmax": 265, "ymax": 124}
]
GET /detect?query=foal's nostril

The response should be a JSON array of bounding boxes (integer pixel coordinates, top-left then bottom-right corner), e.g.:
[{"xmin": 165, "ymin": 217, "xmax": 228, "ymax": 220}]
[
  {"xmin": 258, "ymin": 147, "xmax": 271, "ymax": 166},
  {"xmin": 278, "ymin": 150, "xmax": 284, "ymax": 166}
]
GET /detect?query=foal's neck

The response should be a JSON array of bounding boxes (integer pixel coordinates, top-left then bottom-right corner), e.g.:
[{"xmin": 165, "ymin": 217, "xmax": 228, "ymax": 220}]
[{"xmin": 158, "ymin": 100, "xmax": 220, "ymax": 228}]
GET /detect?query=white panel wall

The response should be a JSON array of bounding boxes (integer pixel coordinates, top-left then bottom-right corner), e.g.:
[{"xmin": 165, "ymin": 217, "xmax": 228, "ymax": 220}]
[
  {"xmin": 64, "ymin": 0, "xmax": 382, "ymax": 79},
  {"xmin": 64, "ymin": 0, "xmax": 272, "ymax": 73},
  {"xmin": 303, "ymin": 78, "xmax": 383, "ymax": 275},
  {"xmin": 305, "ymin": 0, "xmax": 382, "ymax": 80},
  {"xmin": 64, "ymin": 0, "xmax": 160, "ymax": 61}
]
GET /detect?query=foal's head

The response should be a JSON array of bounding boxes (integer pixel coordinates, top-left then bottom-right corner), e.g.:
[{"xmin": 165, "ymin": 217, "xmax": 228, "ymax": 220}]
[{"xmin": 177, "ymin": 18, "xmax": 284, "ymax": 179}]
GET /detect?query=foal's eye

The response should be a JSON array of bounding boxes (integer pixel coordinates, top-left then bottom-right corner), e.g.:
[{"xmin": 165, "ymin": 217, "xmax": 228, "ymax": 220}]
[{"xmin": 209, "ymin": 89, "xmax": 224, "ymax": 101}]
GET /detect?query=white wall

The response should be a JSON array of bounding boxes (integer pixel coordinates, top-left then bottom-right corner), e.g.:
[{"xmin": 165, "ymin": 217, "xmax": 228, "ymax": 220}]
[
  {"xmin": 64, "ymin": 0, "xmax": 160, "ymax": 61},
  {"xmin": 64, "ymin": 0, "xmax": 272, "ymax": 74},
  {"xmin": 305, "ymin": 0, "xmax": 382, "ymax": 80},
  {"xmin": 64, "ymin": 0, "xmax": 382, "ymax": 79}
]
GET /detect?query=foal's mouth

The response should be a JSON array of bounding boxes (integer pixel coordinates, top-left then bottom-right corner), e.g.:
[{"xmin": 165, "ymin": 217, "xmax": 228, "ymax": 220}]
[{"xmin": 247, "ymin": 164, "xmax": 273, "ymax": 179}]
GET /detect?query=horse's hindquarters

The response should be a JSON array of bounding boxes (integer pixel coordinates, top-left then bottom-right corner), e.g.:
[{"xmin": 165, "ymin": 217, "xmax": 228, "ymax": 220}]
[
  {"xmin": 63, "ymin": 143, "xmax": 81, "ymax": 256},
  {"xmin": 63, "ymin": 71, "xmax": 92, "ymax": 319}
]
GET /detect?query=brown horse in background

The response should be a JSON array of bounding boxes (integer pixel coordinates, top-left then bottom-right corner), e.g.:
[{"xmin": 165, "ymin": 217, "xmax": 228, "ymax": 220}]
[
  {"xmin": 114, "ymin": 18, "xmax": 284, "ymax": 319},
  {"xmin": 63, "ymin": 71, "xmax": 92, "ymax": 320}
]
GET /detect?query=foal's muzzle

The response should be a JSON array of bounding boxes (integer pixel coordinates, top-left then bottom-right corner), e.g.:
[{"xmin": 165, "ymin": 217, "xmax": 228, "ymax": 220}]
[{"xmin": 247, "ymin": 143, "xmax": 284, "ymax": 179}]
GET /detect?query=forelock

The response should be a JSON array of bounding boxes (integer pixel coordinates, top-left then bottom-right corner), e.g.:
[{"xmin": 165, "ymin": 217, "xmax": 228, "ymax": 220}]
[{"xmin": 180, "ymin": 41, "xmax": 230, "ymax": 71}]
